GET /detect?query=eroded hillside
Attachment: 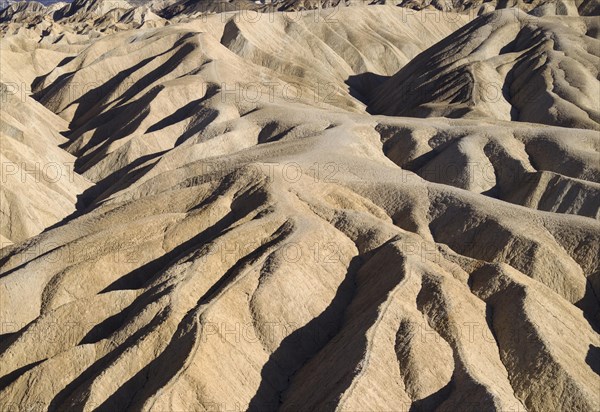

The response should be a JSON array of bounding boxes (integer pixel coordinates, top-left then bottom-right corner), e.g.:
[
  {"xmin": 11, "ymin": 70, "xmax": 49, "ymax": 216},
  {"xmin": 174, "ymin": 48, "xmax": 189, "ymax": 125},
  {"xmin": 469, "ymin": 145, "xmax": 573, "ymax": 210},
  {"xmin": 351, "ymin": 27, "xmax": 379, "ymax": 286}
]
[{"xmin": 0, "ymin": 2, "xmax": 599, "ymax": 411}]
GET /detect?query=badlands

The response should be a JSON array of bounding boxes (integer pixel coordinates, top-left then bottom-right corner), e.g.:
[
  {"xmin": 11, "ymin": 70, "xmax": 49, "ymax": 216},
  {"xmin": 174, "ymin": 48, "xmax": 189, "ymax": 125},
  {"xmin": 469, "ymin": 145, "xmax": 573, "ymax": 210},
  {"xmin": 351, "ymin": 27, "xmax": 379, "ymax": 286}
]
[{"xmin": 0, "ymin": 0, "xmax": 599, "ymax": 410}]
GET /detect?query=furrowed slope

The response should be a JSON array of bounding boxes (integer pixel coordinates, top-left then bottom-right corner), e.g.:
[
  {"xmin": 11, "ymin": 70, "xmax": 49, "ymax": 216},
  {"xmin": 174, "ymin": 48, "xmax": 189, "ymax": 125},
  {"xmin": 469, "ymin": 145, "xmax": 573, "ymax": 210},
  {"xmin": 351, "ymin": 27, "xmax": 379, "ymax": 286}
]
[
  {"xmin": 1, "ymin": 103, "xmax": 599, "ymax": 410},
  {"xmin": 0, "ymin": 5, "xmax": 599, "ymax": 412},
  {"xmin": 368, "ymin": 9, "xmax": 600, "ymax": 130}
]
